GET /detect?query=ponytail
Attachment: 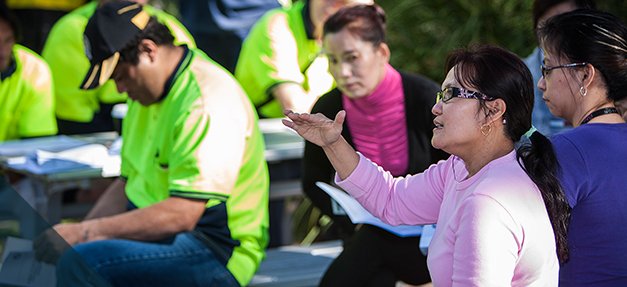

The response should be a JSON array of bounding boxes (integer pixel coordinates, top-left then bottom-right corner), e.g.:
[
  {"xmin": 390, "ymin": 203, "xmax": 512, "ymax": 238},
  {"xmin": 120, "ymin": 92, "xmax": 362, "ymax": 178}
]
[
  {"xmin": 445, "ymin": 44, "xmax": 571, "ymax": 263},
  {"xmin": 516, "ymin": 131, "xmax": 571, "ymax": 263}
]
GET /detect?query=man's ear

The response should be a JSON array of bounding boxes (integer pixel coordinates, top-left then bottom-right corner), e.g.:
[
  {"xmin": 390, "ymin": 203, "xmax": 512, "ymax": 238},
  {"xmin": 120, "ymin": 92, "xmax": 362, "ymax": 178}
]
[{"xmin": 137, "ymin": 39, "xmax": 158, "ymax": 62}]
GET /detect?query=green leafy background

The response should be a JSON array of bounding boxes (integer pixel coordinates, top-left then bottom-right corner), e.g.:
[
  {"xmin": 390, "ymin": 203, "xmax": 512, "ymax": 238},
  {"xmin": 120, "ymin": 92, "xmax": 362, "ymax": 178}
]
[{"xmin": 375, "ymin": 0, "xmax": 627, "ymax": 83}]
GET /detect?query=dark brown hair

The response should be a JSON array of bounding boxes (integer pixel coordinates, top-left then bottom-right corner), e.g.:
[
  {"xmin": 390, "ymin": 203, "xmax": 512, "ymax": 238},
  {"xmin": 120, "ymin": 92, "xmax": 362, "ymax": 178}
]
[
  {"xmin": 539, "ymin": 9, "xmax": 627, "ymax": 102},
  {"xmin": 323, "ymin": 4, "xmax": 386, "ymax": 46}
]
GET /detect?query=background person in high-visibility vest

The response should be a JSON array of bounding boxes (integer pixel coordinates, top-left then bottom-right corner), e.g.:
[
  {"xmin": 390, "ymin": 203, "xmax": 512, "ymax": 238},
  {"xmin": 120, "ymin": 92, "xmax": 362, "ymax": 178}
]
[
  {"xmin": 0, "ymin": 3, "xmax": 57, "ymax": 142},
  {"xmin": 235, "ymin": 0, "xmax": 372, "ymax": 119}
]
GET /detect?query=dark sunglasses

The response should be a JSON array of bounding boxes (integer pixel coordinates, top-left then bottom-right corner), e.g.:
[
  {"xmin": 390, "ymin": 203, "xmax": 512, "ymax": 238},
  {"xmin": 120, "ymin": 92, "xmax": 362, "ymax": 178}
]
[
  {"xmin": 436, "ymin": 87, "xmax": 495, "ymax": 103},
  {"xmin": 540, "ymin": 62, "xmax": 587, "ymax": 77}
]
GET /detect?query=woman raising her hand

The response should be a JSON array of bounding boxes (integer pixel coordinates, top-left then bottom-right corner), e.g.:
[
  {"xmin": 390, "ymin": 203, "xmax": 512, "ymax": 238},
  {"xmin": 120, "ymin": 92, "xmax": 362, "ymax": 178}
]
[{"xmin": 284, "ymin": 44, "xmax": 569, "ymax": 286}]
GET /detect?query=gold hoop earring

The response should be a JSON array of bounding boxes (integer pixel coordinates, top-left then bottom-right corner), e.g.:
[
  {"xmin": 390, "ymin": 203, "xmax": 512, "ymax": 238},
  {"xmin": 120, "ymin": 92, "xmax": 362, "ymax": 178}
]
[
  {"xmin": 480, "ymin": 124, "xmax": 492, "ymax": 136},
  {"xmin": 579, "ymin": 86, "xmax": 587, "ymax": 97}
]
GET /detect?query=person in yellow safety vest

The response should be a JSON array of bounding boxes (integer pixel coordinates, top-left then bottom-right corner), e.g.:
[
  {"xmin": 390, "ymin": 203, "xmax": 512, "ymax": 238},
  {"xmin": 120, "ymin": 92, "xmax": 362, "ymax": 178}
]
[
  {"xmin": 0, "ymin": 3, "xmax": 57, "ymax": 142},
  {"xmin": 235, "ymin": 0, "xmax": 372, "ymax": 119},
  {"xmin": 42, "ymin": 0, "xmax": 196, "ymax": 135}
]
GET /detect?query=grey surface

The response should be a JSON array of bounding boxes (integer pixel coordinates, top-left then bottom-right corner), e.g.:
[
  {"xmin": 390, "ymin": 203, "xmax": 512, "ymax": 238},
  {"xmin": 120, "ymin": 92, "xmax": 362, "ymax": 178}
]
[
  {"xmin": 250, "ymin": 241, "xmax": 342, "ymax": 287},
  {"xmin": 0, "ymin": 124, "xmax": 305, "ymax": 224}
]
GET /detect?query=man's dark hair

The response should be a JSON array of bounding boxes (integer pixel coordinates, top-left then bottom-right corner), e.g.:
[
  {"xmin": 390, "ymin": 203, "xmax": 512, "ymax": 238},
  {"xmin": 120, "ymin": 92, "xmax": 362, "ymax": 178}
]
[{"xmin": 118, "ymin": 16, "xmax": 175, "ymax": 64}]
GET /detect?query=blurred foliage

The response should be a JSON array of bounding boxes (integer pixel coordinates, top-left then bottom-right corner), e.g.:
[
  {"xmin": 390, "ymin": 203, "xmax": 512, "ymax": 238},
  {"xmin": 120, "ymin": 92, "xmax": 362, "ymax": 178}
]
[
  {"xmin": 376, "ymin": 0, "xmax": 533, "ymax": 83},
  {"xmin": 153, "ymin": 0, "xmax": 627, "ymax": 84},
  {"xmin": 376, "ymin": 0, "xmax": 627, "ymax": 83}
]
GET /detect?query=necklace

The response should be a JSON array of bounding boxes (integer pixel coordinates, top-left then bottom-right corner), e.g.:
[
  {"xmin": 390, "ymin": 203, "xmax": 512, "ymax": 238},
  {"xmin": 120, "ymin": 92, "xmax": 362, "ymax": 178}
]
[{"xmin": 580, "ymin": 107, "xmax": 620, "ymax": 125}]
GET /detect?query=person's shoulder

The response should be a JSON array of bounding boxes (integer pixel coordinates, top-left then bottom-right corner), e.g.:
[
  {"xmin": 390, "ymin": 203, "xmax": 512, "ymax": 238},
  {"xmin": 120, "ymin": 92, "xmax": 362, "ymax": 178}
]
[
  {"xmin": 552, "ymin": 123, "xmax": 627, "ymax": 152},
  {"xmin": 13, "ymin": 45, "xmax": 52, "ymax": 93},
  {"xmin": 45, "ymin": 2, "xmax": 92, "ymax": 42},
  {"xmin": 187, "ymin": 48, "xmax": 231, "ymax": 81},
  {"xmin": 186, "ymin": 49, "xmax": 245, "ymax": 97},
  {"xmin": 475, "ymin": 153, "xmax": 536, "ymax": 196},
  {"xmin": 14, "ymin": 45, "xmax": 50, "ymax": 74}
]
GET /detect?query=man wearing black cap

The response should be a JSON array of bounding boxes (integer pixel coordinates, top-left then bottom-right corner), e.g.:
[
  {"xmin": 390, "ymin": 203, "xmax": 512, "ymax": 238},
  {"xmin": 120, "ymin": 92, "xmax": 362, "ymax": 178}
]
[{"xmin": 36, "ymin": 2, "xmax": 270, "ymax": 286}]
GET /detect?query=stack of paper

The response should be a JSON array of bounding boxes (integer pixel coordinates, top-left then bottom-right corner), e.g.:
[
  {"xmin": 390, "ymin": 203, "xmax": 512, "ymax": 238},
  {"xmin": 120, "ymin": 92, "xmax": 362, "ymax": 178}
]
[
  {"xmin": 315, "ymin": 182, "xmax": 423, "ymax": 237},
  {"xmin": 6, "ymin": 144, "xmax": 119, "ymax": 176}
]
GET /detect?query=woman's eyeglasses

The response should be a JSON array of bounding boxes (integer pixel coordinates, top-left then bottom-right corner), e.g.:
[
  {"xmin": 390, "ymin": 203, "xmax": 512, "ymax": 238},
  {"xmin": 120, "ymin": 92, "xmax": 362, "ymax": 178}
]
[
  {"xmin": 436, "ymin": 87, "xmax": 495, "ymax": 103},
  {"xmin": 540, "ymin": 62, "xmax": 587, "ymax": 77}
]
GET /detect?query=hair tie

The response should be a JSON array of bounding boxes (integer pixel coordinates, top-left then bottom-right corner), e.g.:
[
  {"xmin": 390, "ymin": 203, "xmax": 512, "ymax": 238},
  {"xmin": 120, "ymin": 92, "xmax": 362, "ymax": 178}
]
[{"xmin": 524, "ymin": 126, "xmax": 537, "ymax": 138}]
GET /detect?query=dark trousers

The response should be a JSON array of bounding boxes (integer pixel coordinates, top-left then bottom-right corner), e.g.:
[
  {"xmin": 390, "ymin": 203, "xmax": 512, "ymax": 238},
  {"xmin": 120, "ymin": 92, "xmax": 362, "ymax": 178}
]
[{"xmin": 320, "ymin": 225, "xmax": 431, "ymax": 287}]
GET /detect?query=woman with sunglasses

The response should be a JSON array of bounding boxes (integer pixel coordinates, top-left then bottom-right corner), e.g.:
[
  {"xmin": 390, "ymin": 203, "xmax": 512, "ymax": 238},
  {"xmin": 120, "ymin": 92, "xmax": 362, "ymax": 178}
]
[
  {"xmin": 283, "ymin": 44, "xmax": 569, "ymax": 286},
  {"xmin": 302, "ymin": 4, "xmax": 446, "ymax": 286},
  {"xmin": 537, "ymin": 9, "xmax": 627, "ymax": 286}
]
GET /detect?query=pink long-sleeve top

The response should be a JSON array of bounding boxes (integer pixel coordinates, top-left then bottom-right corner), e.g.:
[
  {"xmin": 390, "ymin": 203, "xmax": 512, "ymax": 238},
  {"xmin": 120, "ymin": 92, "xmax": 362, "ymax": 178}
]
[{"xmin": 336, "ymin": 151, "xmax": 558, "ymax": 286}]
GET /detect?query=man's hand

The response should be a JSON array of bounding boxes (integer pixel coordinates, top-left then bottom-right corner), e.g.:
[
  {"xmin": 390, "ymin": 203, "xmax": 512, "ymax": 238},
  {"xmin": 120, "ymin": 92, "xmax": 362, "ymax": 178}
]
[{"xmin": 33, "ymin": 222, "xmax": 91, "ymax": 264}]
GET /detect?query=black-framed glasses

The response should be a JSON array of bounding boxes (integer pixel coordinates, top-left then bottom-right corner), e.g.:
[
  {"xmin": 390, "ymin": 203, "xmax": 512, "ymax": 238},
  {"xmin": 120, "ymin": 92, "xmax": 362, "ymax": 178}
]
[
  {"xmin": 436, "ymin": 87, "xmax": 495, "ymax": 103},
  {"xmin": 540, "ymin": 62, "xmax": 587, "ymax": 77}
]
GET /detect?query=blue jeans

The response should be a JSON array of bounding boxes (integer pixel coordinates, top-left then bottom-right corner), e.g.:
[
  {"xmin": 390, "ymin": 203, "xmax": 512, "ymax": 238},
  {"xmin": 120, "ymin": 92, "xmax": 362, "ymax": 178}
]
[{"xmin": 57, "ymin": 232, "xmax": 239, "ymax": 287}]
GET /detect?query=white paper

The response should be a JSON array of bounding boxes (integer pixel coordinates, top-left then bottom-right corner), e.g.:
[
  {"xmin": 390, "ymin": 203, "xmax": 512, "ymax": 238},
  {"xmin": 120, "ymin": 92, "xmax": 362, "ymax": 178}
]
[
  {"xmin": 6, "ymin": 143, "xmax": 121, "ymax": 176},
  {"xmin": 0, "ymin": 237, "xmax": 55, "ymax": 287},
  {"xmin": 35, "ymin": 144, "xmax": 108, "ymax": 167},
  {"xmin": 316, "ymin": 182, "xmax": 422, "ymax": 237}
]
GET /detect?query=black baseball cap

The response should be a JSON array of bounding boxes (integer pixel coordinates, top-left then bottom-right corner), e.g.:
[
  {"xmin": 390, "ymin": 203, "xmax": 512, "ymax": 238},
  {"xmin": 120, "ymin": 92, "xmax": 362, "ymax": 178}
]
[{"xmin": 80, "ymin": 1, "xmax": 150, "ymax": 90}]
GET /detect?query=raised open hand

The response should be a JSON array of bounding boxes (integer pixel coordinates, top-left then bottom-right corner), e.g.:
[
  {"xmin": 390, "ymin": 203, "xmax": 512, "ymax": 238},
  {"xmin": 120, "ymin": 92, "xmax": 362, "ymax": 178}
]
[{"xmin": 282, "ymin": 110, "xmax": 346, "ymax": 147}]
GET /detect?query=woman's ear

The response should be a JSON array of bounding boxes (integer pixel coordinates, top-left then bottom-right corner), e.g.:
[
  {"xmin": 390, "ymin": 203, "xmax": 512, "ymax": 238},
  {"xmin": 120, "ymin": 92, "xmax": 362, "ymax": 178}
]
[
  {"xmin": 377, "ymin": 42, "xmax": 390, "ymax": 62},
  {"xmin": 582, "ymin": 63, "xmax": 596, "ymax": 88},
  {"xmin": 485, "ymin": 98, "xmax": 507, "ymax": 123}
]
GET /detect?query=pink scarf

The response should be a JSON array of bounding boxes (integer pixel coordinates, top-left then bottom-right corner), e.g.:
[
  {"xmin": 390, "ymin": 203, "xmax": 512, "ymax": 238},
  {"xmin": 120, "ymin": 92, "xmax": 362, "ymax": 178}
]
[{"xmin": 343, "ymin": 64, "xmax": 409, "ymax": 176}]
